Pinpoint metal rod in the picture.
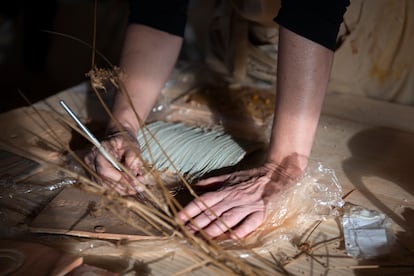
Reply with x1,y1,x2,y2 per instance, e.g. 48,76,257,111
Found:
59,100,122,171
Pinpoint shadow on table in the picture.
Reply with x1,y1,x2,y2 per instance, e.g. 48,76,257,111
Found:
343,127,414,274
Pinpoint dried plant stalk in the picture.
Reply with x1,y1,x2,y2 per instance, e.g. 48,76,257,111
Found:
9,65,283,275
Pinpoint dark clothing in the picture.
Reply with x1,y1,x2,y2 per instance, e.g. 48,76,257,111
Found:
128,0,189,37
128,0,350,51
275,0,350,50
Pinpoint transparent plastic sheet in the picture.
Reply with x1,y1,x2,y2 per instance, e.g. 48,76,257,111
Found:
0,176,76,200
49,238,190,274
60,238,180,256
19,163,343,273
147,61,204,122
222,162,344,249
0,175,76,237
57,162,344,260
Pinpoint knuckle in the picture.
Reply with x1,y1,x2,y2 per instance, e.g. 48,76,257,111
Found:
98,168,122,182
204,209,216,219
221,211,235,221
206,224,224,237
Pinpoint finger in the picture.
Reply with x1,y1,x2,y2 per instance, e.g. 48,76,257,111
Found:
230,211,265,239
177,192,225,223
202,208,247,238
95,153,123,182
133,176,146,192
98,169,128,194
84,142,136,195
195,174,232,187
107,136,127,152
105,177,134,196
124,149,142,176
187,195,243,230
99,178,123,194
121,175,143,194
84,151,93,168
187,206,224,231
84,148,99,171
84,150,103,186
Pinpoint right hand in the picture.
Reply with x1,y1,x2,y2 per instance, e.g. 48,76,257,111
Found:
176,158,305,239
84,129,144,195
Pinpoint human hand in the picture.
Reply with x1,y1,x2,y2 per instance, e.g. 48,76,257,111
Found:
177,161,304,239
84,129,144,195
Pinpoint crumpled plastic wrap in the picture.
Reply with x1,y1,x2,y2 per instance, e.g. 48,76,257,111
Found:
0,177,76,200
240,162,344,247
147,62,203,122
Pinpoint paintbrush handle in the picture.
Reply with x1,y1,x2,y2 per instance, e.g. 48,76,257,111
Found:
59,100,123,172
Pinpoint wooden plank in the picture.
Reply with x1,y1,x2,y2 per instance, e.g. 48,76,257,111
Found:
0,150,40,180
12,86,414,274
323,92,414,134
0,107,71,163
29,186,156,240
0,240,83,275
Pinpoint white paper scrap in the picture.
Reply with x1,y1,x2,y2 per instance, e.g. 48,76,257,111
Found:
342,205,391,259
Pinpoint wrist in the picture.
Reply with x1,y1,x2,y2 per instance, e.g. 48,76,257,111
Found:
111,106,140,129
106,120,139,138
265,153,308,182
110,91,146,135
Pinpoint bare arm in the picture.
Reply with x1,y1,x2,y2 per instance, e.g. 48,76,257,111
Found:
268,26,334,173
85,24,182,194
177,26,335,238
110,24,183,134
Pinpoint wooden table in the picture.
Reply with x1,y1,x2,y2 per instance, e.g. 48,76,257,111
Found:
1,82,413,275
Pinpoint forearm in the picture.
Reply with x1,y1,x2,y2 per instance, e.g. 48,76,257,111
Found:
110,24,183,134
268,27,334,172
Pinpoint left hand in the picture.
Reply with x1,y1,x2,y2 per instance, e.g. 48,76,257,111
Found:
177,162,298,239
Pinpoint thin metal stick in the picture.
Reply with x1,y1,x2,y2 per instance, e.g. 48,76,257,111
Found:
59,100,122,171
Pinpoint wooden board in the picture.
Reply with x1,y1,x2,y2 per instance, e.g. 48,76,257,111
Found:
29,186,154,240
0,240,83,275
323,92,414,134
0,150,40,180
0,107,71,164
4,83,414,275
